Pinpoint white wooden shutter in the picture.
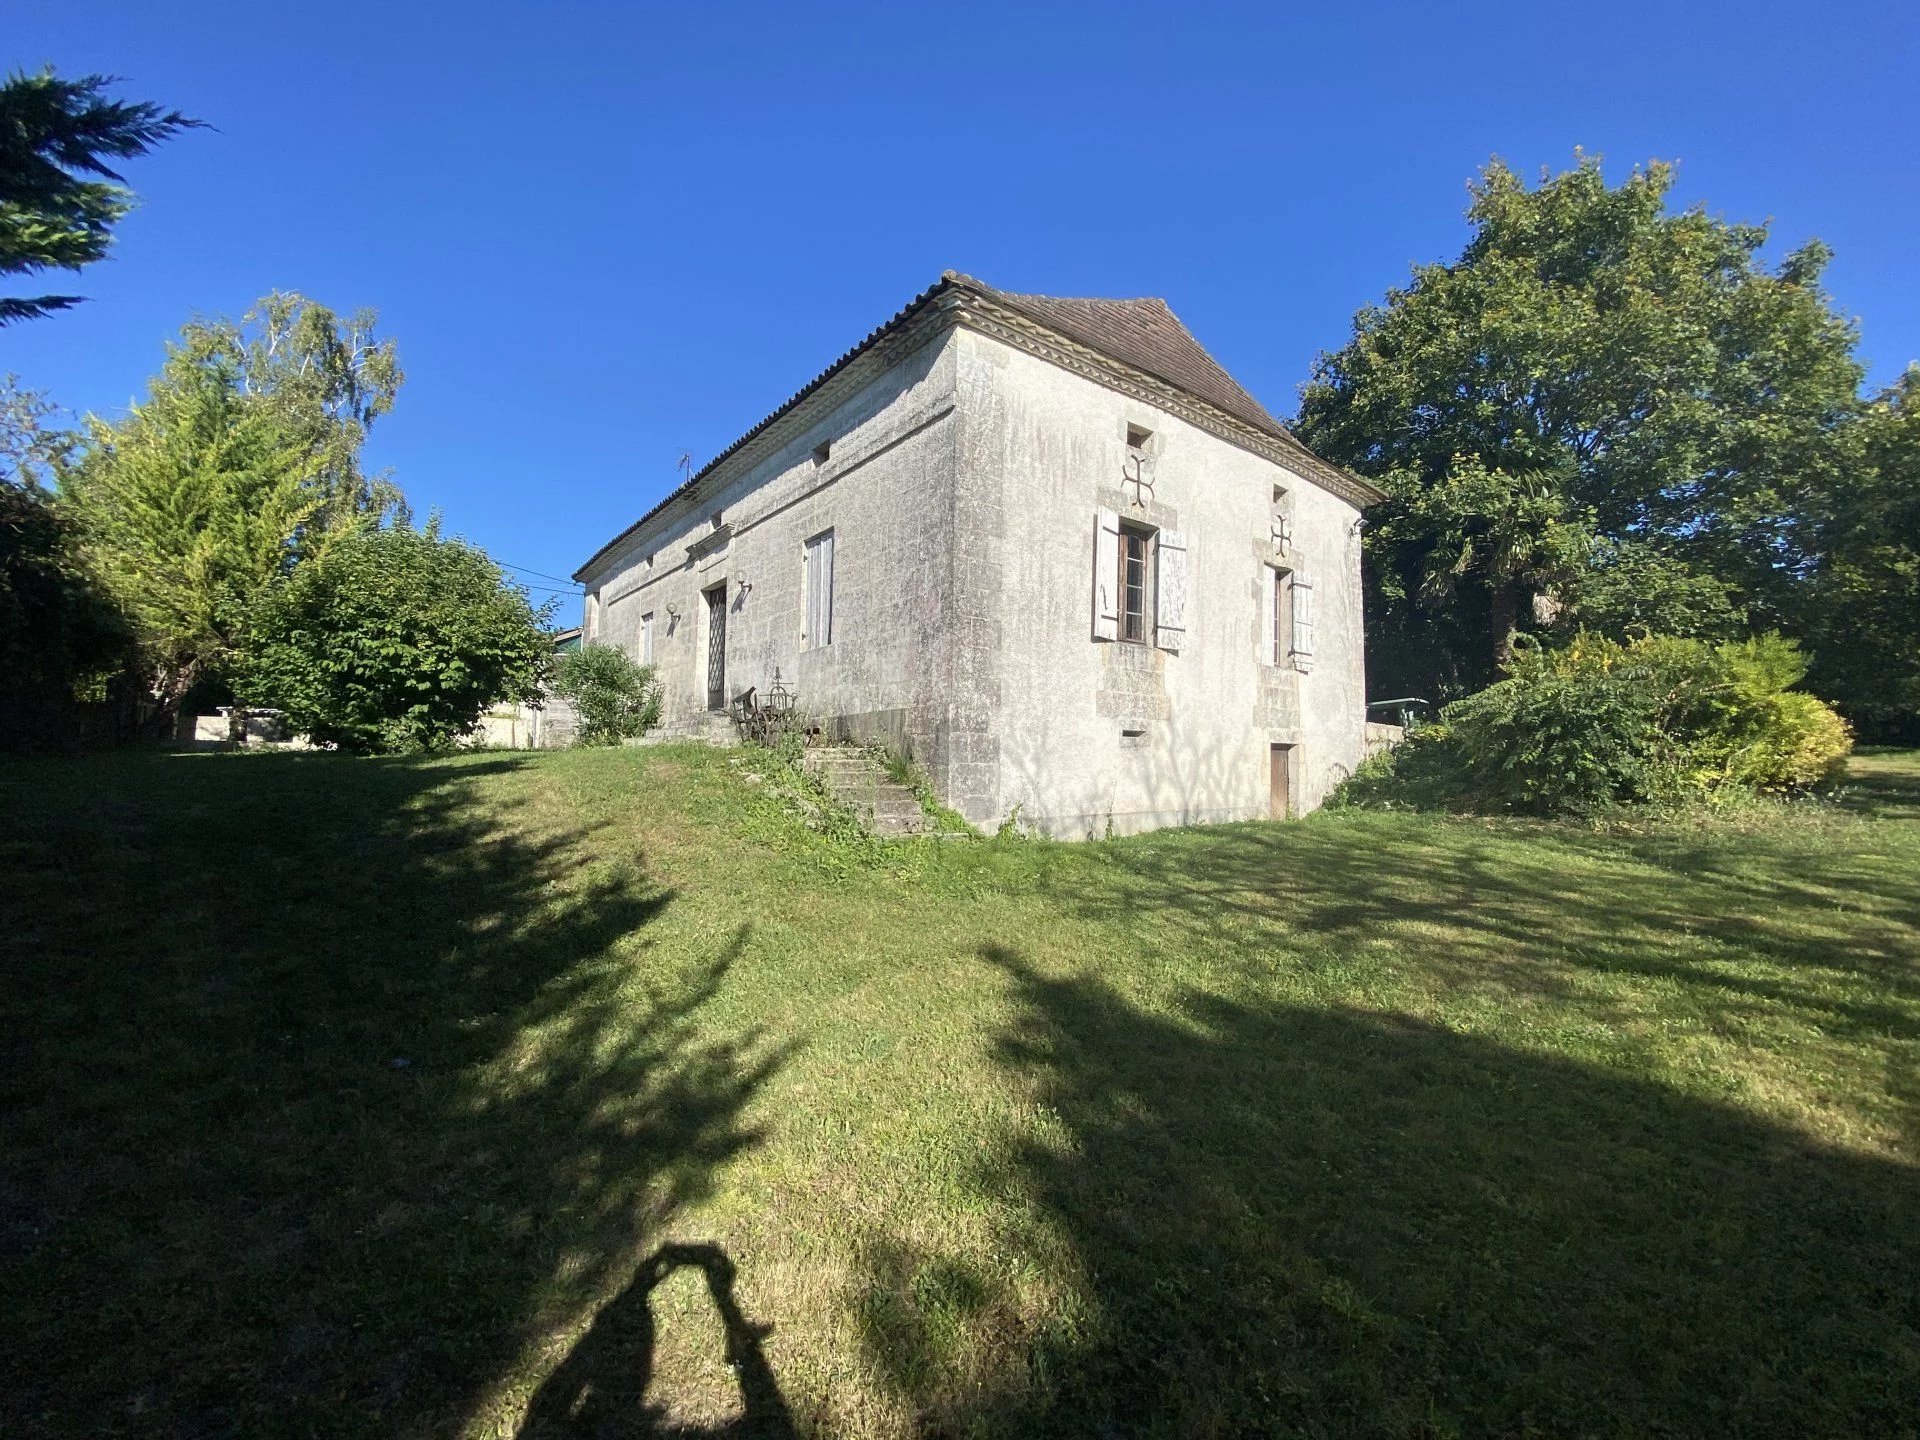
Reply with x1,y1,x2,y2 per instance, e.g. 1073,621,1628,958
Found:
1092,508,1120,640
805,530,835,647
1290,573,1315,670
1155,529,1187,651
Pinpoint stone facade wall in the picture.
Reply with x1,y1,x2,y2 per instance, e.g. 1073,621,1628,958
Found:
952,328,1366,836
580,329,966,796
578,317,1368,837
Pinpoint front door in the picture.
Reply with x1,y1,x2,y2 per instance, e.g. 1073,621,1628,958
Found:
704,584,727,710
1269,743,1293,819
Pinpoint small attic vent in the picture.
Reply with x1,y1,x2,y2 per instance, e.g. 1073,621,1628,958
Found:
1126,424,1153,450
813,439,832,465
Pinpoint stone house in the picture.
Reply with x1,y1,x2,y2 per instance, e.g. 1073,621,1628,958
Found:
573,272,1384,836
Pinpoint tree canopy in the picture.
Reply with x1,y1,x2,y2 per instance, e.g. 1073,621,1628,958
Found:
60,293,404,725
63,342,325,718
241,523,551,753
1802,367,1920,733
174,291,406,527
0,68,201,325
1297,154,1866,703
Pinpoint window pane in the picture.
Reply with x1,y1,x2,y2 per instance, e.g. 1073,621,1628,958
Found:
1274,571,1289,664
1121,530,1149,642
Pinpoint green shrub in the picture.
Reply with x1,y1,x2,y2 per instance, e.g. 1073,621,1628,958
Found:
242,526,549,754
1332,632,1851,815
552,643,660,746
1326,730,1472,811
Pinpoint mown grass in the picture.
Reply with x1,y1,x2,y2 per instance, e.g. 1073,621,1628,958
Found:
2,744,1916,1438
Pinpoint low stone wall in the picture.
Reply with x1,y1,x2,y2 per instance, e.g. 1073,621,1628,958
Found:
178,709,306,749
1363,721,1405,758
477,697,577,749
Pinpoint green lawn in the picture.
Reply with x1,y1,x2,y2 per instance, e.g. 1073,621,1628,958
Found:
2,745,1916,1438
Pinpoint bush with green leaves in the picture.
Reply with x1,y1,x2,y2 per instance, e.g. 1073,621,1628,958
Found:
1332,633,1851,815
241,524,549,753
552,643,660,746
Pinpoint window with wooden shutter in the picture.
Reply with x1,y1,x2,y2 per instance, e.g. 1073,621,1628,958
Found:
1290,573,1315,671
1092,508,1121,640
1267,567,1291,666
1155,528,1186,651
804,529,834,649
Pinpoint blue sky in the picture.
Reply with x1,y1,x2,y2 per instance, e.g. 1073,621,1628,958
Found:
10,1,1916,626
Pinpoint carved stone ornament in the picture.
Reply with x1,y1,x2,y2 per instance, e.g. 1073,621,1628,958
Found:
1122,448,1156,508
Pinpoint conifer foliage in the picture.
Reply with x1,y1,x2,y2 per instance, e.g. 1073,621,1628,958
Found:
0,68,201,324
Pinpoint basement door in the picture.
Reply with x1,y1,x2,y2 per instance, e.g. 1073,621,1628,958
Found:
1269,744,1293,820
704,583,728,711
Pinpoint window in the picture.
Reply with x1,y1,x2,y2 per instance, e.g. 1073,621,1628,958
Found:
1271,568,1291,665
1119,523,1153,643
1093,509,1181,650
804,529,835,649
1126,423,1153,450
1267,566,1314,671
710,511,724,531
812,439,832,466
640,611,655,665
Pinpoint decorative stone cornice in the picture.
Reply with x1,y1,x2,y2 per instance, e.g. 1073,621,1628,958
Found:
946,290,1386,510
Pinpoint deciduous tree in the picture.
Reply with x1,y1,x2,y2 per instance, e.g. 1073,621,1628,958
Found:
174,291,405,527
1297,154,1863,700
241,523,551,753
1804,368,1920,737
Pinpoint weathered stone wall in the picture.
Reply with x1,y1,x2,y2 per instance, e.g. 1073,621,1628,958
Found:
953,328,1367,836
579,329,965,795
578,316,1368,837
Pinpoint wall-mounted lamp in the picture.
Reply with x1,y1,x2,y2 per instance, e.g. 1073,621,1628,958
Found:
665,602,681,621
736,575,753,597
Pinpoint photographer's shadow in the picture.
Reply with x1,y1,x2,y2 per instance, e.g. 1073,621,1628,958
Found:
517,1243,795,1439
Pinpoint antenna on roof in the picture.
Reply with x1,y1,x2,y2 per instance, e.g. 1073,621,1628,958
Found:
676,451,693,483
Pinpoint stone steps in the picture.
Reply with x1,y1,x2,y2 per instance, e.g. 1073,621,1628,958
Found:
802,747,929,836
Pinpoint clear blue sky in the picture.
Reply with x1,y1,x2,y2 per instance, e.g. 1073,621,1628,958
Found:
11,1,1917,626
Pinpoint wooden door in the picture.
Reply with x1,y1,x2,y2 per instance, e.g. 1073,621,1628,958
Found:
704,585,727,710
1269,743,1292,819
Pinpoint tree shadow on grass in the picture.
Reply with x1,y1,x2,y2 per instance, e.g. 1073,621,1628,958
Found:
1838,750,1920,821
865,943,1920,1436
1035,809,1920,1085
0,750,788,1437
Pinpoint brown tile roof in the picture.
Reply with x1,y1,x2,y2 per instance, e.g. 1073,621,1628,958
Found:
960,277,1294,442
576,272,1373,581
